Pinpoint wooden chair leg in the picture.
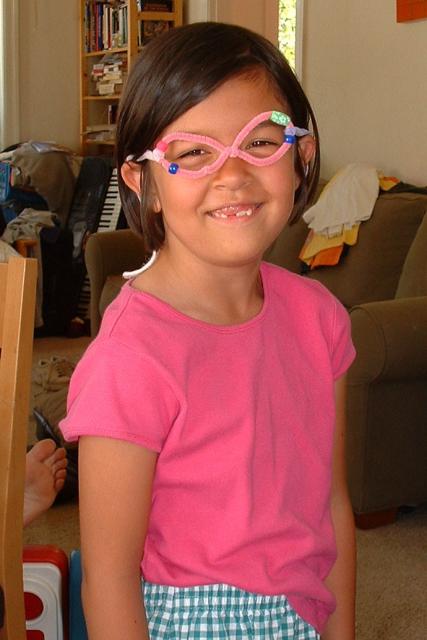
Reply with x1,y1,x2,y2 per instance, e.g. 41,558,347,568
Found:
354,508,399,530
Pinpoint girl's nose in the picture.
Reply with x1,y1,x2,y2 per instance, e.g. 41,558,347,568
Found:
211,156,252,190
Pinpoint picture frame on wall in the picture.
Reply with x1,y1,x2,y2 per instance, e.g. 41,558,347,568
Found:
396,0,427,22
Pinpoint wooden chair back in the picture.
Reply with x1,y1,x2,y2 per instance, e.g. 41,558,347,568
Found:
0,257,37,639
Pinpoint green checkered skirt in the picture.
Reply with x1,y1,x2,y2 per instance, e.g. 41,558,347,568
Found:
143,582,319,639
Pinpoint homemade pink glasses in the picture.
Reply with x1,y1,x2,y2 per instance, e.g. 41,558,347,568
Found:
127,111,310,179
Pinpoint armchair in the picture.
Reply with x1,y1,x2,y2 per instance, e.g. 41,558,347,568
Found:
267,191,427,526
85,229,146,337
346,211,427,526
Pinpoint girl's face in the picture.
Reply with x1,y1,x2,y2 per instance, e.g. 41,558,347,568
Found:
123,73,315,272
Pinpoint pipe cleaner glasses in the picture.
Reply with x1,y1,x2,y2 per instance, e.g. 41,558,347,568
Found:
127,111,310,179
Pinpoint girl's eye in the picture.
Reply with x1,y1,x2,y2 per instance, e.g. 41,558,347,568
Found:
178,148,209,159
247,139,280,149
244,138,282,157
171,145,214,169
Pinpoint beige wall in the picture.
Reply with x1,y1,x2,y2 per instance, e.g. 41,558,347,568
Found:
303,0,427,185
19,0,80,151
17,0,426,186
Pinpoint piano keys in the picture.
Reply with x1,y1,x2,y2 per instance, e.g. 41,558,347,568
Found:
67,159,126,322
97,168,122,232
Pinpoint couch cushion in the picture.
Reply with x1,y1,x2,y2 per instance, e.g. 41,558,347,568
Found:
264,216,308,273
266,193,427,308
264,180,327,273
395,212,427,298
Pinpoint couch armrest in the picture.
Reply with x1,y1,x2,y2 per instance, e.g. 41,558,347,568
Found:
85,229,146,336
349,296,427,383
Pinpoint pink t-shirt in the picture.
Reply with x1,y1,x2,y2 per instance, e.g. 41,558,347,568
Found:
60,262,355,633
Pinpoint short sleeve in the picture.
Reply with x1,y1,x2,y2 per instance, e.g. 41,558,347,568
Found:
59,338,179,452
331,299,356,379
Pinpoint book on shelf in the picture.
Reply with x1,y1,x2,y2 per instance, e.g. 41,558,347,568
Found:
83,123,116,143
97,81,121,95
137,1,173,11
107,104,118,124
84,130,116,143
90,52,127,95
84,1,128,53
138,19,170,46
84,124,116,133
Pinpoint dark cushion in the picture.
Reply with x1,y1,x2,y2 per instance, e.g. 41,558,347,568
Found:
395,213,427,298
264,216,308,273
266,193,427,308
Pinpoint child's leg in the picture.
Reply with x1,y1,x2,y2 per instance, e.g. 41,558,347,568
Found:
24,439,67,526
143,582,320,639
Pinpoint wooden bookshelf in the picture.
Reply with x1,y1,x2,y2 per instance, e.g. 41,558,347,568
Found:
80,0,183,154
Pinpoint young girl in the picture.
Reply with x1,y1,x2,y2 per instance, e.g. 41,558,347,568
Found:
61,22,356,640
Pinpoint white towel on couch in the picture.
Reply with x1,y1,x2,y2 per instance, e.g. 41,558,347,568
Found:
303,163,379,237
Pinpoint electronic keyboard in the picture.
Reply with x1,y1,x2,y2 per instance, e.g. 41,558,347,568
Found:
67,159,125,321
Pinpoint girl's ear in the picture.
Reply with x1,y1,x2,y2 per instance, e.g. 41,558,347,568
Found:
298,134,316,168
152,194,162,213
121,161,162,212
121,161,142,196
295,135,316,190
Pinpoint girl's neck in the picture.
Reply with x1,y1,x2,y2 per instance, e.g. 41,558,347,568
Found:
132,249,264,326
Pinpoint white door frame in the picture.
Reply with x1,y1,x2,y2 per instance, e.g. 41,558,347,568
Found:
0,0,20,149
185,0,218,23
295,0,304,81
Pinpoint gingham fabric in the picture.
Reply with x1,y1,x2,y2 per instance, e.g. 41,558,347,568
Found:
143,583,320,639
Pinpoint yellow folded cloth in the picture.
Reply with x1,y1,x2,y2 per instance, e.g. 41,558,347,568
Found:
378,173,400,191
299,225,360,268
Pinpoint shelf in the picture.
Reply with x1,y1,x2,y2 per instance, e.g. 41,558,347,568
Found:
83,139,116,146
83,47,128,58
137,11,176,20
83,95,122,101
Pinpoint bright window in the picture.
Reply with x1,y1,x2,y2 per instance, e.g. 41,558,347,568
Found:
278,0,296,68
278,0,303,79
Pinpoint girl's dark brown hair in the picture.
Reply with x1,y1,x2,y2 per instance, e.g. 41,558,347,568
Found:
116,22,320,253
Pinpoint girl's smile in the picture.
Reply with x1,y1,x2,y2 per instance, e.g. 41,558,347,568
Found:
206,203,262,221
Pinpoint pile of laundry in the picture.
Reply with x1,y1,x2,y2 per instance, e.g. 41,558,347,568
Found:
299,162,427,269
0,142,81,330
0,141,80,227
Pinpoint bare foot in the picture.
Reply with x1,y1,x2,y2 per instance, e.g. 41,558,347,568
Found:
24,439,68,527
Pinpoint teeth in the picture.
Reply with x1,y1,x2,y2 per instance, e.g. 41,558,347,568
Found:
211,207,254,218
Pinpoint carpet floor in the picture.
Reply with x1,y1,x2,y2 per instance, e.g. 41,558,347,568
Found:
24,336,427,640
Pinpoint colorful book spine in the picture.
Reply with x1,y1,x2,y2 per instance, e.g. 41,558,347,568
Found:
139,1,173,11
84,1,128,52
